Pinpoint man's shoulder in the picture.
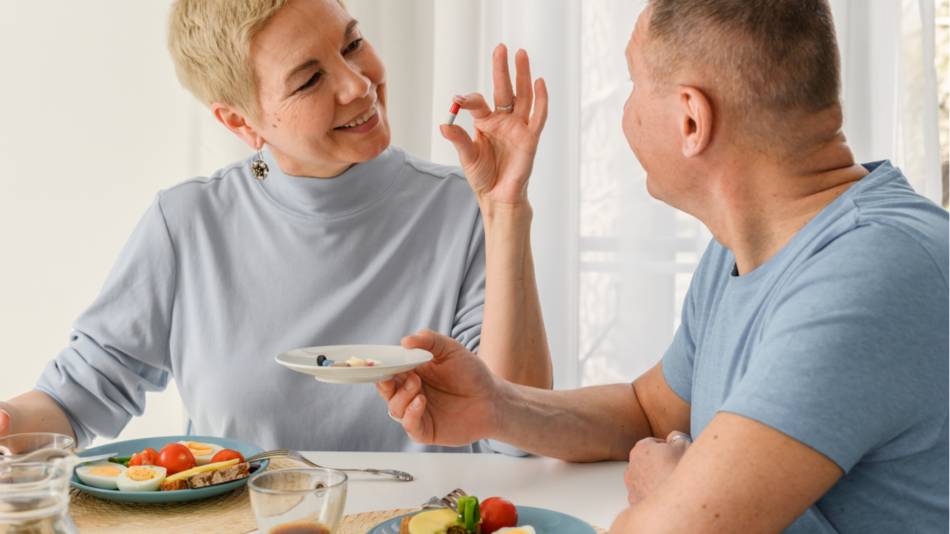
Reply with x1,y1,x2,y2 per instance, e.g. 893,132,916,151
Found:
847,165,949,283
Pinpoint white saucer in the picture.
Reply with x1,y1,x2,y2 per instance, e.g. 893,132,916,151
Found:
275,345,433,384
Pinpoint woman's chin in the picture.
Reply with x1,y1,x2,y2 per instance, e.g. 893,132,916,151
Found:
345,126,391,163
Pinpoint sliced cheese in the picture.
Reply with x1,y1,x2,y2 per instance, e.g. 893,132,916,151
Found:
165,458,239,483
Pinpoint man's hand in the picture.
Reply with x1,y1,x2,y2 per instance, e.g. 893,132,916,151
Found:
624,431,692,504
376,330,501,446
610,414,843,533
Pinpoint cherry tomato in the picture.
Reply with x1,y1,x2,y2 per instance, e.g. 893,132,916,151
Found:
210,449,245,464
129,447,159,466
480,496,518,534
156,443,196,475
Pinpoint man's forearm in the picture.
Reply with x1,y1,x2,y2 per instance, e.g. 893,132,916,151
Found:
490,382,652,462
1,390,76,440
477,201,553,388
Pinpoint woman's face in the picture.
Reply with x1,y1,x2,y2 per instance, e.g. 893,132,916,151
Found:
241,0,390,177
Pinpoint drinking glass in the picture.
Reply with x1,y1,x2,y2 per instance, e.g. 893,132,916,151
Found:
248,468,347,534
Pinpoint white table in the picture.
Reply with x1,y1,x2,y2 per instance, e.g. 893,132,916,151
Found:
298,451,628,529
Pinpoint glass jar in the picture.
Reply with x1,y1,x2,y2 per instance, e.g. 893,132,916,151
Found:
0,460,75,534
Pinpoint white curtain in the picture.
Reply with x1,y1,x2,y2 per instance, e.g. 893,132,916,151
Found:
831,0,943,203
352,0,943,388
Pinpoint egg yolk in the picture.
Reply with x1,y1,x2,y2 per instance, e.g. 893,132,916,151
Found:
183,442,213,455
127,466,158,481
88,465,123,477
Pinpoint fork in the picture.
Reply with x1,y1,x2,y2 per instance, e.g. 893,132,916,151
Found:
420,488,467,510
246,449,414,482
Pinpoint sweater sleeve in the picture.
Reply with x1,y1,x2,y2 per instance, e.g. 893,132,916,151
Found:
35,195,177,447
451,208,486,353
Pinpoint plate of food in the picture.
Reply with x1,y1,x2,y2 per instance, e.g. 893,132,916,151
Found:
275,344,433,384
70,435,268,503
367,495,596,534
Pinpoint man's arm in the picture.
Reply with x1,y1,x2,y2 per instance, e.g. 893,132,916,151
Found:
380,331,690,463
0,390,76,441
611,412,843,533
491,363,690,461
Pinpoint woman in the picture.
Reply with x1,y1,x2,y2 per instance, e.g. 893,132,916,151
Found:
0,0,550,452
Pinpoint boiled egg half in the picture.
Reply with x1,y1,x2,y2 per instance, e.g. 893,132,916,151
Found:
75,462,126,490
495,528,536,534
116,465,167,492
178,440,222,465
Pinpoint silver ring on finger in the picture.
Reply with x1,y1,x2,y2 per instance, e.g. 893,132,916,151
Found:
495,103,514,112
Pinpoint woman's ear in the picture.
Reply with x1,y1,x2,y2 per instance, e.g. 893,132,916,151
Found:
677,86,712,158
211,103,264,150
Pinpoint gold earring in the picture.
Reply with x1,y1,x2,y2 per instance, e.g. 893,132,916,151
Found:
250,147,269,180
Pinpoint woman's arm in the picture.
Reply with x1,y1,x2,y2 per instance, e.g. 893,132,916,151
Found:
441,45,552,388
0,390,76,441
477,202,551,388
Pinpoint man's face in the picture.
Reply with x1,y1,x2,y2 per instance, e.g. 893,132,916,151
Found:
249,0,391,177
621,9,692,207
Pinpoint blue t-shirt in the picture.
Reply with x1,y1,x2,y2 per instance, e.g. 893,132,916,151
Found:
663,161,948,533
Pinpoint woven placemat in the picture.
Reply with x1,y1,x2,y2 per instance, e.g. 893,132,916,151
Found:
69,457,299,533
69,458,606,533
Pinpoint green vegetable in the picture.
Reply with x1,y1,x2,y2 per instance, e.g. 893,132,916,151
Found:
456,496,480,532
108,456,131,466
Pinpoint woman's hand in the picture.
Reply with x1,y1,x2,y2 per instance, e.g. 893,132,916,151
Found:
441,44,548,207
376,330,501,446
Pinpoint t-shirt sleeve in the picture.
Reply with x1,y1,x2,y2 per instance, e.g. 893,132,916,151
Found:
720,227,949,472
451,208,485,353
662,240,722,404
35,195,178,447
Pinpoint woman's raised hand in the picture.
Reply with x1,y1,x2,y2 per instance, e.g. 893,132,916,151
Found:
440,44,548,207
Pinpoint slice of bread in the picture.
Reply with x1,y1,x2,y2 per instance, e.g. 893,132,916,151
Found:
159,462,250,491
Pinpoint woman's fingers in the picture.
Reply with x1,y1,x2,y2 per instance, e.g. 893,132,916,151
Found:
455,93,492,120
491,44,514,112
529,77,549,135
514,49,533,121
439,124,477,168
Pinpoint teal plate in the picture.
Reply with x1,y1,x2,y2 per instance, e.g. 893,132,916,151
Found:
367,506,596,533
70,435,268,503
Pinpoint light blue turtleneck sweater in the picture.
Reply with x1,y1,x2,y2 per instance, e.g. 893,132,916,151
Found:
36,147,486,452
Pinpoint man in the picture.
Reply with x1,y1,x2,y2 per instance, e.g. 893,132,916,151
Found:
378,0,949,532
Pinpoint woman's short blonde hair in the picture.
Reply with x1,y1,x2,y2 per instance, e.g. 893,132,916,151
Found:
167,0,289,116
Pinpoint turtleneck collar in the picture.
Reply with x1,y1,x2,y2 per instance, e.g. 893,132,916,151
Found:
256,146,403,219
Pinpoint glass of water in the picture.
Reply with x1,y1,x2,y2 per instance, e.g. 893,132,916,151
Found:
248,468,347,534
0,461,75,534
0,433,75,461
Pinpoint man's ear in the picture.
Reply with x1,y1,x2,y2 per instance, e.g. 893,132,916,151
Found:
211,102,264,150
677,86,713,158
